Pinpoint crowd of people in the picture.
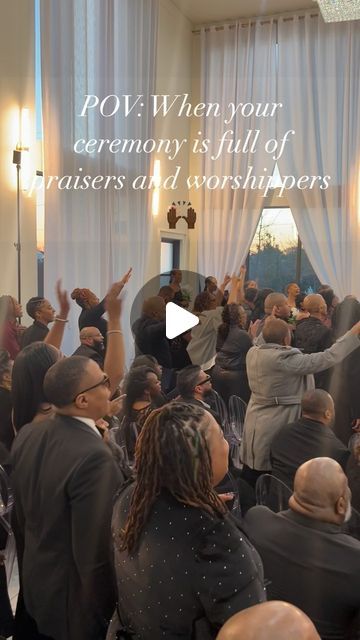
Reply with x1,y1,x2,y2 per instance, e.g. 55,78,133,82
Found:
0,267,360,640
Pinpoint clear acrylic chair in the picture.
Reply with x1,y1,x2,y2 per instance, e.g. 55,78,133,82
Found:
210,389,229,429
255,473,292,513
228,395,247,442
0,464,16,586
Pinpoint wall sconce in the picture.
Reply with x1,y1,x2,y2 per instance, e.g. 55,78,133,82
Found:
152,159,161,217
12,107,32,305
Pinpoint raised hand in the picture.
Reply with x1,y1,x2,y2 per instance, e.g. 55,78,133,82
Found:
120,267,132,286
239,265,247,279
55,279,70,319
222,274,231,289
183,206,196,229
167,206,182,229
105,287,123,322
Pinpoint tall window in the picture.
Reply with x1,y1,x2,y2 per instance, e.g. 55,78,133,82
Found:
249,207,320,292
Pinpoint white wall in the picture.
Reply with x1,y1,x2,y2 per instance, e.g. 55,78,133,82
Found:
0,0,37,308
145,0,196,279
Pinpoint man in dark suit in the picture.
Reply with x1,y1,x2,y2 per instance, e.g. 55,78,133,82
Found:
244,458,360,640
294,294,333,388
72,326,105,368
271,389,350,488
11,356,123,640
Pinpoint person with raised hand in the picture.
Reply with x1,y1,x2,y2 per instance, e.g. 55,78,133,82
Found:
71,268,132,343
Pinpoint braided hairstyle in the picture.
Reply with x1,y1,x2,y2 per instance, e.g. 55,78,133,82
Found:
119,402,226,552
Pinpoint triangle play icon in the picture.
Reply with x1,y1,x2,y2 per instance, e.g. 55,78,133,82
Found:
166,302,199,340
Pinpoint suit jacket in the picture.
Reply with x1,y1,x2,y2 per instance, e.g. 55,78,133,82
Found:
11,414,122,640
132,315,172,368
72,343,104,368
244,506,360,640
107,484,265,640
294,316,333,389
271,417,350,488
241,332,360,471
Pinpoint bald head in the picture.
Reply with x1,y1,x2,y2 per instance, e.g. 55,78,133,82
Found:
301,389,335,425
142,296,166,321
304,294,327,317
216,601,320,640
262,318,291,345
264,293,289,316
290,458,351,525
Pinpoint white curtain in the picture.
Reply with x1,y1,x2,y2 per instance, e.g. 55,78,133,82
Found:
40,0,158,355
278,13,360,298
198,20,277,279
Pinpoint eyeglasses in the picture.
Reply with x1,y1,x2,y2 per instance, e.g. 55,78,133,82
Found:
197,375,211,386
72,374,111,403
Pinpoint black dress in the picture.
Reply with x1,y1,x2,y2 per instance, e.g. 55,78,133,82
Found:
107,485,265,639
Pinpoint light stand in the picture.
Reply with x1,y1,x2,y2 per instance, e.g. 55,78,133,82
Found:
12,149,22,306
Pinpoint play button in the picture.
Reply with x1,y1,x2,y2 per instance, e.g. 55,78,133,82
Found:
166,302,199,339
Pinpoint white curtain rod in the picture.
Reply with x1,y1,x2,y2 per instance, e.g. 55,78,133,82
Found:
192,11,320,34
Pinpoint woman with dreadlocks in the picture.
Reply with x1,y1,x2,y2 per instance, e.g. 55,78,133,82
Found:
107,403,265,640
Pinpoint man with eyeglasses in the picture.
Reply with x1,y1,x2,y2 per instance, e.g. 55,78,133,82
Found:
177,364,216,416
11,356,123,640
72,326,105,368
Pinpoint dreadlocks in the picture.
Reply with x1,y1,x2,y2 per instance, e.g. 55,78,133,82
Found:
119,402,227,553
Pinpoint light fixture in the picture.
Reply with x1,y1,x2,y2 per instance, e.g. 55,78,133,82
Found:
152,159,161,217
12,107,32,305
315,0,360,22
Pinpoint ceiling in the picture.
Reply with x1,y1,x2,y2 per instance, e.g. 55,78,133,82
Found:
171,0,317,24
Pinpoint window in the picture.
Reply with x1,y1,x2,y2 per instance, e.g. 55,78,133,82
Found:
249,208,320,293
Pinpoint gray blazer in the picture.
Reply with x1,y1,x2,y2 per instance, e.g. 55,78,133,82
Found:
241,331,360,470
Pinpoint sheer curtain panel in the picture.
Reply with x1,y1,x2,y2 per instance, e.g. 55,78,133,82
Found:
40,0,158,354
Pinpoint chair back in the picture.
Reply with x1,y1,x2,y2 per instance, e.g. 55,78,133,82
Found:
255,473,292,513
210,389,228,428
228,395,247,441
0,465,16,586
0,464,14,516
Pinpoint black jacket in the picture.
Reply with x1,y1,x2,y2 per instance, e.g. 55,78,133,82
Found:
72,343,104,368
20,321,49,349
132,315,172,368
294,317,333,389
78,298,108,343
244,506,360,640
271,417,350,488
11,415,122,640
111,485,265,639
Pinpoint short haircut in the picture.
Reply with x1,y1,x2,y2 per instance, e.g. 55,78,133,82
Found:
26,297,46,319
318,287,335,309
193,291,215,313
158,286,174,300
245,287,258,303
264,292,287,314
130,354,159,371
301,389,333,418
262,318,290,345
177,365,202,397
43,356,90,407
